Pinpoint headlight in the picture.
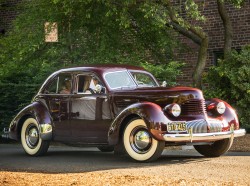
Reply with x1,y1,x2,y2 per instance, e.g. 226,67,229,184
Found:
164,103,181,117
216,102,226,114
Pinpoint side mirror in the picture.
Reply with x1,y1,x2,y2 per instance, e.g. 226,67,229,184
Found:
161,81,167,87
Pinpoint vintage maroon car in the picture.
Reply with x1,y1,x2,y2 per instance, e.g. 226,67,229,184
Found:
8,65,246,162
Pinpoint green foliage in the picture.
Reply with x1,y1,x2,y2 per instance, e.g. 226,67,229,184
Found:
185,0,206,21
227,0,245,8
204,45,250,129
141,61,185,86
0,82,39,131
0,0,185,130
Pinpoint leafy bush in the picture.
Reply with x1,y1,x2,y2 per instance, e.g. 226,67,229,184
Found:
0,82,39,131
204,45,250,130
141,61,185,86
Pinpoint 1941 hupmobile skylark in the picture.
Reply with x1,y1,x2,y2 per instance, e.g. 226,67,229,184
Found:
8,65,246,162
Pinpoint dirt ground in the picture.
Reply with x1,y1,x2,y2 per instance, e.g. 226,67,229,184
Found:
229,133,250,152
1,134,249,186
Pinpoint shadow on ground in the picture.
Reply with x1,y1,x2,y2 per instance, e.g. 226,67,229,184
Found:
0,143,210,174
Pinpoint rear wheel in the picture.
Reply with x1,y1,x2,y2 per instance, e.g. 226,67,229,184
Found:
123,119,165,162
21,118,50,156
194,138,232,157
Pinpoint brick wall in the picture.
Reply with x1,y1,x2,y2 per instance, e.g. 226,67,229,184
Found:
0,0,21,34
1,0,249,86
174,0,250,86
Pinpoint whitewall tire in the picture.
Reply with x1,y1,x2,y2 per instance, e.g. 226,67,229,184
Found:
21,118,50,156
123,119,165,162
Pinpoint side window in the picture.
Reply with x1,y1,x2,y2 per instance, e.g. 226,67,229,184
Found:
44,74,72,94
46,77,58,93
76,74,105,94
59,74,72,94
77,75,92,93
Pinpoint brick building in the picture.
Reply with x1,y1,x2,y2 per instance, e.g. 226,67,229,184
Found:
0,0,20,34
175,1,250,86
1,0,249,86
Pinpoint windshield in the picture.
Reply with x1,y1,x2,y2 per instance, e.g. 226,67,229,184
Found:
104,70,159,89
130,71,158,87
104,71,136,89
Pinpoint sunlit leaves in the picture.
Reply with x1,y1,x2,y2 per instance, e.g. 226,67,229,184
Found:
185,0,206,21
204,45,250,129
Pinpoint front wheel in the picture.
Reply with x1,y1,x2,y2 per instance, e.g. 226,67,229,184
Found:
194,138,232,157
21,118,50,156
123,119,165,162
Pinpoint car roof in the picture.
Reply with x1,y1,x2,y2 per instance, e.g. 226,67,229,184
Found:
38,64,156,93
57,64,145,74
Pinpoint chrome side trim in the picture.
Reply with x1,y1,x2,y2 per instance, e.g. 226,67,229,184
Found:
163,129,246,142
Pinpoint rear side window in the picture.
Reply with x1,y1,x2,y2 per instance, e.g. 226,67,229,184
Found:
44,74,72,94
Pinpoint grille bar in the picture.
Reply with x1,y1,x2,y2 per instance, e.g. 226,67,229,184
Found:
186,119,223,133
186,119,208,133
181,99,206,115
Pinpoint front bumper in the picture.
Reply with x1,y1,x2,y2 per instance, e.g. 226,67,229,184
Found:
163,128,246,142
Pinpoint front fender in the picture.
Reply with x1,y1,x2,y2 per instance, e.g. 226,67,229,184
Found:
206,98,240,131
108,102,169,145
9,101,53,141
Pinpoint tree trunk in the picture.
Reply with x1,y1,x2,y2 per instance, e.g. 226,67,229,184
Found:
217,0,233,59
164,0,208,89
193,36,208,88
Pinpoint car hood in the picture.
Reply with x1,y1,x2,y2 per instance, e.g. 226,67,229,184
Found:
111,86,204,107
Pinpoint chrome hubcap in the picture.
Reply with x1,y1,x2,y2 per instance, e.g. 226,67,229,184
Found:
25,124,39,149
130,127,152,154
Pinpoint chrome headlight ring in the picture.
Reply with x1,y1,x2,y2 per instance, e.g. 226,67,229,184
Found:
216,102,226,115
164,103,181,117
207,101,226,115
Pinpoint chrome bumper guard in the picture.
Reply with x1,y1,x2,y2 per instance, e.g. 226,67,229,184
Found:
163,128,246,143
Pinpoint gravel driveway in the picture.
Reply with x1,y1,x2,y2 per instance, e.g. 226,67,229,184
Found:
0,134,249,185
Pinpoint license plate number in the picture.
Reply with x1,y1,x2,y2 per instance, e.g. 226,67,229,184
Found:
167,122,187,132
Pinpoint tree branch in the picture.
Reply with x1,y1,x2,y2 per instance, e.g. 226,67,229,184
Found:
167,22,201,45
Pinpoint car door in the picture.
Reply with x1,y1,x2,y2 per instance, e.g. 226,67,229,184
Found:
41,73,72,141
70,73,112,144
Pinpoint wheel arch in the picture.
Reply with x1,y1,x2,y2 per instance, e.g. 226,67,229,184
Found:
118,114,140,141
9,101,53,141
108,102,169,145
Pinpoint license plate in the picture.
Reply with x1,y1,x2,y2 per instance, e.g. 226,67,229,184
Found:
167,122,187,132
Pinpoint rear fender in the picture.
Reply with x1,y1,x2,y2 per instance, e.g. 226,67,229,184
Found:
9,102,53,141
108,102,169,145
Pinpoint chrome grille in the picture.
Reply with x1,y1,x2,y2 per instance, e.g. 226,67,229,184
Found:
186,119,208,133
181,99,206,115
185,119,223,133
